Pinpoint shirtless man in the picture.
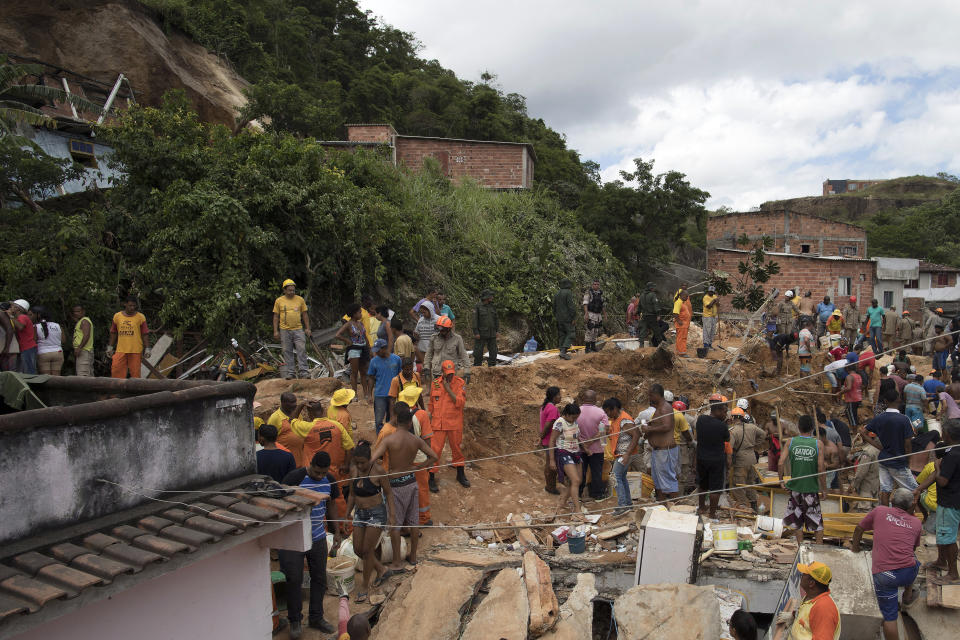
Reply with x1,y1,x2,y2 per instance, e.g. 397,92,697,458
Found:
642,384,681,499
818,427,841,489
369,404,438,572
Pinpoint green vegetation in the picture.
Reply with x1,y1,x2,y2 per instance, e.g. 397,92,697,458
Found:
0,94,629,347
0,55,100,135
863,189,960,268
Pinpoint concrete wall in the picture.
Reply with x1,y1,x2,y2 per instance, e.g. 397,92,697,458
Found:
346,124,397,143
0,379,256,546
874,279,905,311
26,128,122,195
12,537,272,640
707,211,867,257
707,249,876,314
395,137,531,189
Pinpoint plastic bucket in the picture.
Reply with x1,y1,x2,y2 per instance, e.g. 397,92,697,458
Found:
567,532,586,554
327,556,356,595
714,524,738,552
379,535,408,564
755,515,784,538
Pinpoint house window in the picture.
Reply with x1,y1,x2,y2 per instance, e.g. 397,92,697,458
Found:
839,246,857,257
837,277,852,296
906,279,919,289
800,244,811,254
883,291,894,308
69,139,97,168
937,272,950,286
849,184,857,191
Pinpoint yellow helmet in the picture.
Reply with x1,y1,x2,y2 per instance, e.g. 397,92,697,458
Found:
282,279,295,288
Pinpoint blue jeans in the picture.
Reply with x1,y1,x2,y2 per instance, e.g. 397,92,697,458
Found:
934,350,948,371
18,347,37,374
613,459,631,507
374,395,391,434
869,326,883,352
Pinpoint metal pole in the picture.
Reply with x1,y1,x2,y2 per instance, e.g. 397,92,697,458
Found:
60,77,79,119
96,74,125,125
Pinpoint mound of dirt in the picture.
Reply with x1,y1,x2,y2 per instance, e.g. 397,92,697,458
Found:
0,0,249,127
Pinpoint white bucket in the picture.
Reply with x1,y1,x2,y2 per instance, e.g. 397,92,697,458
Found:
379,535,409,564
327,556,356,595
755,515,784,538
714,524,739,552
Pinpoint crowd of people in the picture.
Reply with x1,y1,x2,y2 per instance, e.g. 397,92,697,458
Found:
1,297,148,377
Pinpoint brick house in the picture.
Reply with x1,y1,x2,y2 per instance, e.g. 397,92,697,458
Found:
707,211,874,314
320,124,535,189
904,261,960,314
707,210,866,258
822,179,887,195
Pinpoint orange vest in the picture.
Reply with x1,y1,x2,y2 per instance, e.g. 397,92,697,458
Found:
277,418,306,466
375,422,396,470
302,419,347,472
431,376,466,431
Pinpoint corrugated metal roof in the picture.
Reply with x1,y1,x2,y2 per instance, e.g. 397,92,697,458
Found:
711,248,874,262
875,257,919,280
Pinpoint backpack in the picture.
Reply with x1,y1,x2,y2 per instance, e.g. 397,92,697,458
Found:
587,289,604,313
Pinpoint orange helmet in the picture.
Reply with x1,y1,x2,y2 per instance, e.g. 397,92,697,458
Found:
731,407,745,417
435,315,453,329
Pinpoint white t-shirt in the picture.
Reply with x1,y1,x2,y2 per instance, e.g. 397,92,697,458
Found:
36,321,63,354
798,328,814,355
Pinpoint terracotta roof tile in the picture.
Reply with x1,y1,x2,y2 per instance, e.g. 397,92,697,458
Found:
99,543,166,569
226,502,281,521
161,508,194,524
48,544,90,564
250,496,299,513
183,515,238,537
68,554,136,581
207,495,241,508
206,507,257,529
0,574,66,611
110,525,150,543
283,493,317,508
138,516,175,534
10,553,58,576
155,525,214,547
0,593,30,622
35,564,101,595
129,534,192,556
82,533,121,553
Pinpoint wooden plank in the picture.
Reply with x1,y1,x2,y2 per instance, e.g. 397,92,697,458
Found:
597,525,631,541
941,585,960,608
927,572,942,607
141,333,173,378
523,551,559,636
150,353,179,379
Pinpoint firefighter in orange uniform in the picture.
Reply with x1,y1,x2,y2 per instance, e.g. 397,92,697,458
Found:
428,360,470,492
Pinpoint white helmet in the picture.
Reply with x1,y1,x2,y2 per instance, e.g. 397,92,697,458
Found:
13,299,29,312
737,398,749,410
785,290,794,298
663,390,674,402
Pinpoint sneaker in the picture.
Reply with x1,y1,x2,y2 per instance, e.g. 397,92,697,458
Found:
612,507,631,516
288,620,302,639
308,619,335,634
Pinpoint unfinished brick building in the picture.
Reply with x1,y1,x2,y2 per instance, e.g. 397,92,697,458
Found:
320,124,535,189
707,211,875,314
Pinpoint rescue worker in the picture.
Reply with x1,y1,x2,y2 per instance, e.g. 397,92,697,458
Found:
424,315,470,381
553,278,577,360
583,280,605,353
774,290,798,336
429,360,469,490
896,311,914,350
292,400,354,535
472,288,499,367
842,296,861,345
637,281,665,347
729,399,767,512
272,278,311,379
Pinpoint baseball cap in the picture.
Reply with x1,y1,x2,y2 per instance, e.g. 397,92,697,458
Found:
846,352,860,363
373,338,389,350
441,360,456,373
399,386,423,406
331,388,356,407
797,561,832,585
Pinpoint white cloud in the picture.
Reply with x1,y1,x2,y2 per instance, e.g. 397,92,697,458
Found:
360,0,960,207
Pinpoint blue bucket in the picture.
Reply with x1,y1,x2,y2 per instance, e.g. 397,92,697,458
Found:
567,532,586,554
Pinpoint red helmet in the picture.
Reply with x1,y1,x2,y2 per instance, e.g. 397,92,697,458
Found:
672,400,688,412
435,315,453,329
849,296,857,303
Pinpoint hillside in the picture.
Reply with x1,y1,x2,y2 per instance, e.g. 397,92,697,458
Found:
0,0,249,126
759,175,959,222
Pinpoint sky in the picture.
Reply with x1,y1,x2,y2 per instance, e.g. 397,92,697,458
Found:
360,0,960,209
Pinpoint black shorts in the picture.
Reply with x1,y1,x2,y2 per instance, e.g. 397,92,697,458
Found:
696,458,725,492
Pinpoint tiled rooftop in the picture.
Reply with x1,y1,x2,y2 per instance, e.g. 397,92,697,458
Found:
0,478,311,633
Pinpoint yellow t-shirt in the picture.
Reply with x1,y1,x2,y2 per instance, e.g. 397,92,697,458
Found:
111,311,148,354
673,410,691,445
267,408,290,430
917,462,938,511
273,295,308,331
394,333,414,358
702,294,718,318
289,417,355,448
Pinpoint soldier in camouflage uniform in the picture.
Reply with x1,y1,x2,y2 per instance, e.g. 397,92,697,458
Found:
553,279,577,360
472,289,499,367
637,282,665,347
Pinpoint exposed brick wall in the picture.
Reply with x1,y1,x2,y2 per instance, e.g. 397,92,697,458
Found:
903,297,926,318
346,124,396,143
395,138,530,189
929,272,958,288
707,248,876,314
707,211,867,257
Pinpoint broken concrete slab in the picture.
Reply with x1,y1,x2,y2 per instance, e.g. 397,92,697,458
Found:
429,548,521,568
541,573,597,640
614,583,721,640
523,550,559,636
461,568,529,640
508,513,540,549
902,597,960,640
371,563,482,640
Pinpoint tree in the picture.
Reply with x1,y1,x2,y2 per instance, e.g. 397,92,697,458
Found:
0,136,83,212
710,235,780,312
577,158,709,279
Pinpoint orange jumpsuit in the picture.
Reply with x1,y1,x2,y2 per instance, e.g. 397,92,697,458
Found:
675,298,692,356
277,417,306,467
430,375,466,471
300,417,354,535
413,408,433,524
